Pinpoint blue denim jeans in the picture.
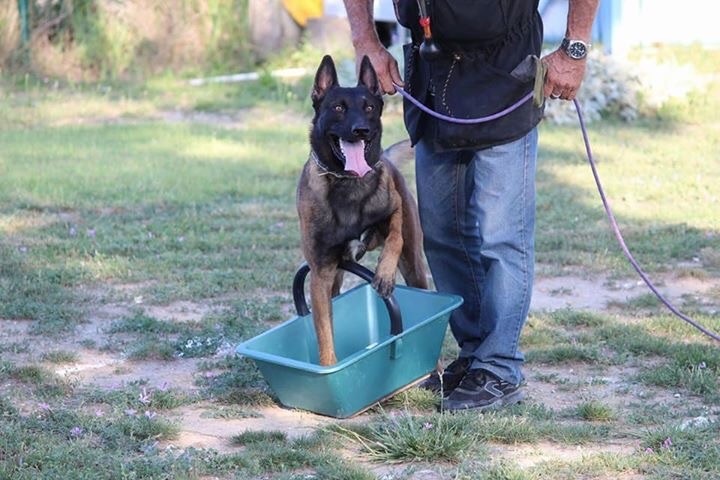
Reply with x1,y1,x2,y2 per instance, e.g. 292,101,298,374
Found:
415,129,538,385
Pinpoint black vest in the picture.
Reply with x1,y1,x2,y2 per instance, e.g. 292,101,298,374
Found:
394,0,544,151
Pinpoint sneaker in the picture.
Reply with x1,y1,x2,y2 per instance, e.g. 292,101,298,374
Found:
419,357,471,396
441,369,525,412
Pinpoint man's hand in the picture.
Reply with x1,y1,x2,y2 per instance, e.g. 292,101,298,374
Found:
544,0,599,101
343,0,403,95
541,49,587,101
354,45,404,95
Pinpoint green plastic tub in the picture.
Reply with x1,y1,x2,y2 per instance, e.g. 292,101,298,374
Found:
236,262,463,418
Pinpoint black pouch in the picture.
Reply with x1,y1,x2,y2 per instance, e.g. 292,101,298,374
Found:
430,52,541,151
402,42,429,146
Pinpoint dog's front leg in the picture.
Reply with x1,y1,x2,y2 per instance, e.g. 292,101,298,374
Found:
309,264,338,366
373,203,404,298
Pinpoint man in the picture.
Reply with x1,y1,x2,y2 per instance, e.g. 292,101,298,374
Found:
343,0,600,411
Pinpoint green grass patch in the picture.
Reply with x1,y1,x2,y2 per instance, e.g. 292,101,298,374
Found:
85,380,195,411
108,310,186,335
0,244,83,334
577,400,615,422
232,429,287,445
380,386,439,412
526,344,603,364
195,356,274,406
40,350,79,364
640,422,720,477
332,412,481,463
0,406,180,479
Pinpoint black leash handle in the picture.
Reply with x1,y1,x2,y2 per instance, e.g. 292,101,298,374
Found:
292,261,404,336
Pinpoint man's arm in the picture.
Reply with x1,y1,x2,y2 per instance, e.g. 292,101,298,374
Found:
343,0,403,94
542,0,600,100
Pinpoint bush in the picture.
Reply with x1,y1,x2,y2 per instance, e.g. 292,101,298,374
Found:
2,0,256,81
543,49,712,124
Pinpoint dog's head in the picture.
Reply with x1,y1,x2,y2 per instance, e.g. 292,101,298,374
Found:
310,55,384,178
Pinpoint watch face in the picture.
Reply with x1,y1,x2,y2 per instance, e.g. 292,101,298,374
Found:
567,41,587,59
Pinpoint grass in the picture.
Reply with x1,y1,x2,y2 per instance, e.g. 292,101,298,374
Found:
331,412,481,463
0,44,719,478
577,400,615,422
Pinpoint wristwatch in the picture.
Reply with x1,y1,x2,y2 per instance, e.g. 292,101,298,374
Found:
560,38,589,60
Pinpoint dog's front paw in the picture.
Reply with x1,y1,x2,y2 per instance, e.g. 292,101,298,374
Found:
372,274,395,298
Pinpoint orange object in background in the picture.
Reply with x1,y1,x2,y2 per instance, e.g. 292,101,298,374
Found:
282,0,323,27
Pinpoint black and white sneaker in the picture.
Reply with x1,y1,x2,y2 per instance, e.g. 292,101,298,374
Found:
419,357,470,396
442,369,525,412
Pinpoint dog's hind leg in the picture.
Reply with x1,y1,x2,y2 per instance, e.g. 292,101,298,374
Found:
399,197,430,289
331,270,345,297
399,252,429,290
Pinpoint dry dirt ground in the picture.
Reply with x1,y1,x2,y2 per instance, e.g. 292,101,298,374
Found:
2,269,718,479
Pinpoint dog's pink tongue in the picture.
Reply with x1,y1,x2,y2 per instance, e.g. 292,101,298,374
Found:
340,139,372,177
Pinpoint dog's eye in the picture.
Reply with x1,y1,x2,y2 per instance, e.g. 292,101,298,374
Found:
365,104,374,113
333,104,345,113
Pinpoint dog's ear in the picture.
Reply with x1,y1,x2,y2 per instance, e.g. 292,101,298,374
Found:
358,56,380,96
312,55,338,104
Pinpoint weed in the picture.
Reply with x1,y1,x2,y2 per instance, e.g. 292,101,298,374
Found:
175,334,224,358
577,400,615,422
641,423,720,475
477,460,537,480
550,309,608,328
0,396,18,417
0,244,82,334
541,422,613,445
611,292,664,312
381,386,439,411
528,452,642,480
232,429,287,445
40,350,79,364
526,344,602,364
474,412,539,444
200,404,262,419
108,310,185,334
85,381,194,410
637,362,719,400
333,412,480,463
126,338,178,361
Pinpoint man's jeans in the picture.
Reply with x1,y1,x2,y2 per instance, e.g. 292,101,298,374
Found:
415,129,538,385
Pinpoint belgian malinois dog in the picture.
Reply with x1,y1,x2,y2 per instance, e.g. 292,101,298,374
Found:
297,55,429,366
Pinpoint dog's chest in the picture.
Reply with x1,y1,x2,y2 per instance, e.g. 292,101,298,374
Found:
325,184,392,239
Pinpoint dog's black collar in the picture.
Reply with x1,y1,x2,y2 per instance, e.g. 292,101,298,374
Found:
310,150,378,179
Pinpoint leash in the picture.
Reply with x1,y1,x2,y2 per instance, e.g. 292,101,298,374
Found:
393,83,720,343
395,85,534,124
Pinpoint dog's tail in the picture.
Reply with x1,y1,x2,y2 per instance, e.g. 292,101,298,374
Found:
382,139,413,168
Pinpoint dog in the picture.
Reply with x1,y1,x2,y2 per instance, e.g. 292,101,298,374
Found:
296,55,429,366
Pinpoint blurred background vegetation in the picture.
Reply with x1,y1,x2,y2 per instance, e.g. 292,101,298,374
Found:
0,0,270,81
1,0,715,127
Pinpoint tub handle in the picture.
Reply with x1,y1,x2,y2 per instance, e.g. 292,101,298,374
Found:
292,261,404,338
